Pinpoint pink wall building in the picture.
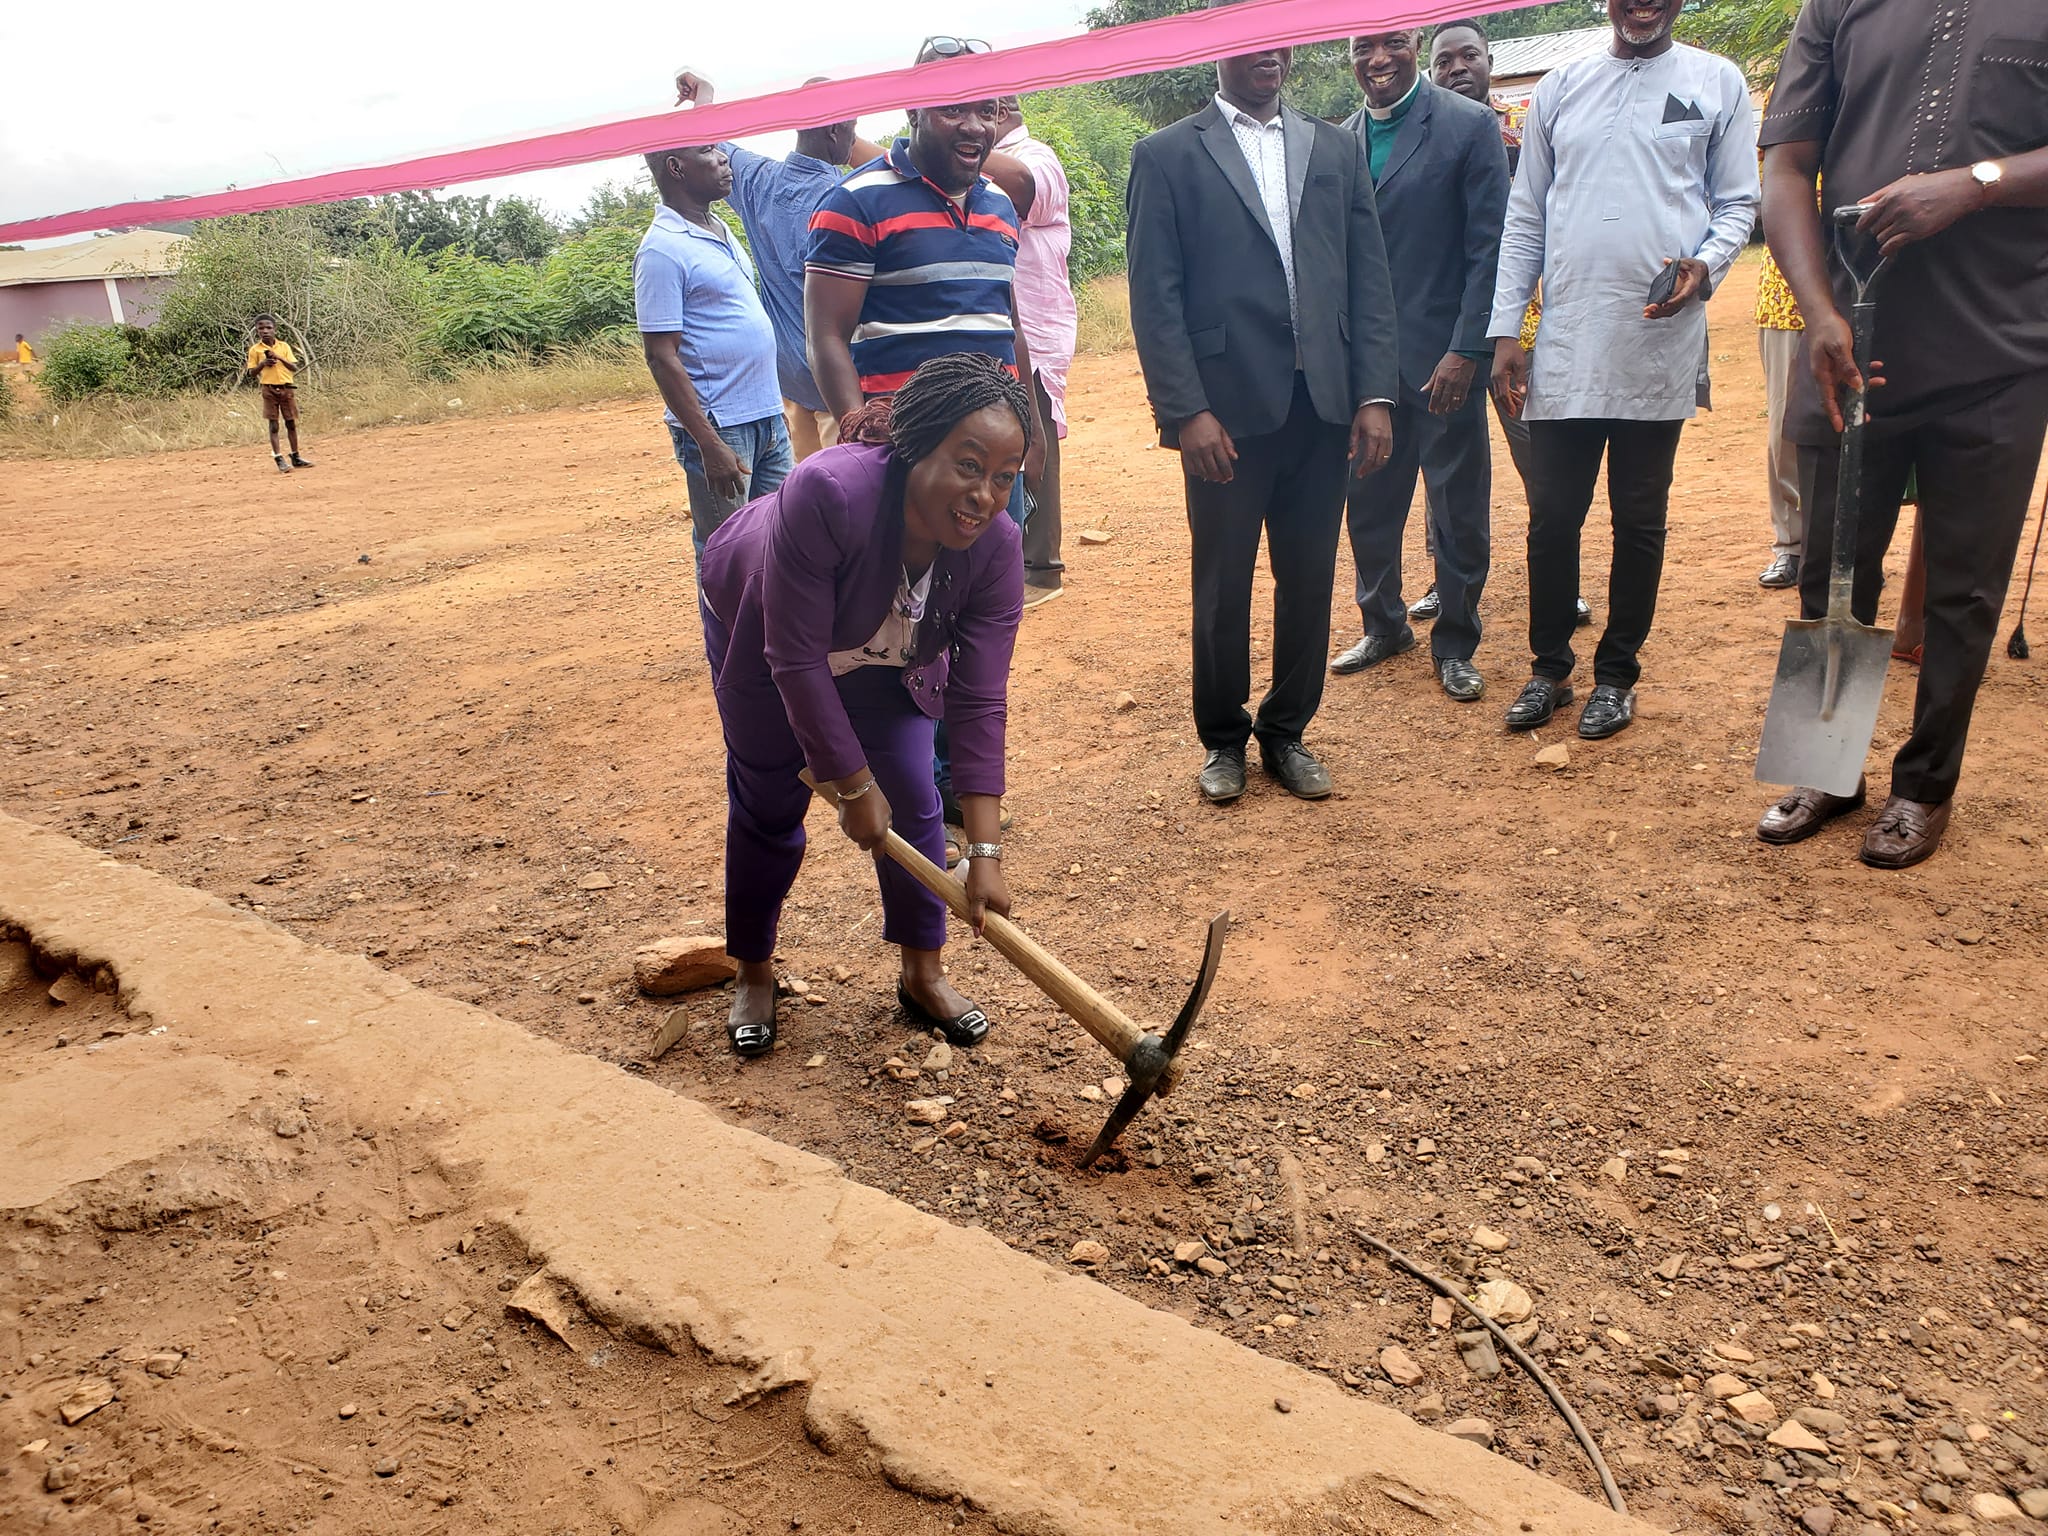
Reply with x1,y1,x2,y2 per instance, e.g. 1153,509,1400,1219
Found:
0,231,186,348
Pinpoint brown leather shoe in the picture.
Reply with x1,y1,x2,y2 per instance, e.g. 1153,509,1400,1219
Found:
1756,778,1866,845
1859,795,1952,870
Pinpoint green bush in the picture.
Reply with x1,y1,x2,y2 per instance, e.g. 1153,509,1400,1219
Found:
38,324,137,402
0,369,14,424
1021,86,1150,281
420,252,559,361
539,223,640,341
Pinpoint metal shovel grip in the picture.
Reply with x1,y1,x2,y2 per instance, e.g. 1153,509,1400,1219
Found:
1821,206,1887,717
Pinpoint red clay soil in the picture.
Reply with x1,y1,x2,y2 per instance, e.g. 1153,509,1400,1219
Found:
4,252,2048,1534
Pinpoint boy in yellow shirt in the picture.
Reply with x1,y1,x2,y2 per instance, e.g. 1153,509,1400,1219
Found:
13,334,32,367
243,314,313,473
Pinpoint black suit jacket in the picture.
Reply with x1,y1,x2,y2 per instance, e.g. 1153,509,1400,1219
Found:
1343,81,1510,397
1126,99,1398,445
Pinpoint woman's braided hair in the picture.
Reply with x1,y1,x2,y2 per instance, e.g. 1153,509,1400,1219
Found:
840,352,1033,463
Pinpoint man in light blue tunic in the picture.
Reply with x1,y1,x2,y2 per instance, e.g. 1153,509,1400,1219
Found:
1487,0,1757,741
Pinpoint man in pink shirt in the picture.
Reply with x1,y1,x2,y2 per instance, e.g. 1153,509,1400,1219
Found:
987,97,1079,606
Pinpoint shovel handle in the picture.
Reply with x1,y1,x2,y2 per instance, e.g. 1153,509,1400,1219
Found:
798,771,1169,1083
1826,208,1888,625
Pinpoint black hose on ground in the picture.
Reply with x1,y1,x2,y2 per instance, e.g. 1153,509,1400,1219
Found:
1352,1230,1627,1517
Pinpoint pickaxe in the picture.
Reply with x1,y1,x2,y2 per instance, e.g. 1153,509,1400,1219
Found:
802,773,1227,1167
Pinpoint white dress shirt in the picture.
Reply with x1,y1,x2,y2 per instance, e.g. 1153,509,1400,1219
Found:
1214,93,1298,336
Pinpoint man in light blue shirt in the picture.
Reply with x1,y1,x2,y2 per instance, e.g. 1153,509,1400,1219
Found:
1487,0,1757,742
674,69,885,460
634,142,791,562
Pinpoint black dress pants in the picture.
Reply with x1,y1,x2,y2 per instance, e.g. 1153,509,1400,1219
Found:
1523,417,1685,689
1347,384,1491,662
1185,374,1348,754
1796,369,2048,804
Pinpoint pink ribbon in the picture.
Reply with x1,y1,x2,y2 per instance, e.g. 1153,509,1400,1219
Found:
1,0,1540,243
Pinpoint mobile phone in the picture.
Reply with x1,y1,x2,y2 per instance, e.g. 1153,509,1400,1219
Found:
1645,262,1682,307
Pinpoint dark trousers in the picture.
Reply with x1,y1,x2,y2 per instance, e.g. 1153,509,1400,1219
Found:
1796,369,2048,804
1524,417,1685,689
1186,374,1348,753
1348,386,1491,661
1021,370,1065,586
704,613,948,961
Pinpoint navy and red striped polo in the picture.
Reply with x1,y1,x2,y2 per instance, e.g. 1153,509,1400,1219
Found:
805,138,1021,397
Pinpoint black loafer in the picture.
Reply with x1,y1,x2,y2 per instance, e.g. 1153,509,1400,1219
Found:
1577,684,1636,739
898,983,991,1047
1575,596,1594,628
1436,657,1484,702
1408,585,1442,623
1330,628,1416,675
1198,746,1247,804
726,1005,778,1059
1261,740,1332,800
1504,677,1571,731
1758,553,1800,589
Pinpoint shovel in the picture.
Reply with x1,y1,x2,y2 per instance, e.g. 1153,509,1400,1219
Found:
1755,206,1894,797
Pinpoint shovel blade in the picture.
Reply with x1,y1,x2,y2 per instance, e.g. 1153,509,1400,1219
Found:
1755,617,1894,796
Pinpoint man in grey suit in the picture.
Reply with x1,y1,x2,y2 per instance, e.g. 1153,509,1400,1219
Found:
1126,1,1400,806
1331,29,1509,702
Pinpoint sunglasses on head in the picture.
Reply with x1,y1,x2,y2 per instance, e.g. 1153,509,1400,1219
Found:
917,35,991,62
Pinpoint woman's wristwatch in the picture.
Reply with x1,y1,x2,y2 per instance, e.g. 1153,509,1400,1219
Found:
964,842,1003,862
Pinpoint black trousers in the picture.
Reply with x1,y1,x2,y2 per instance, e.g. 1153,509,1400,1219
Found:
1523,417,1685,689
1347,385,1491,661
1186,374,1348,754
1796,369,2048,804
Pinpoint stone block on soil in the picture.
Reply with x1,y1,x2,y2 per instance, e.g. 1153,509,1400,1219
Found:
1445,1417,1495,1448
633,936,739,996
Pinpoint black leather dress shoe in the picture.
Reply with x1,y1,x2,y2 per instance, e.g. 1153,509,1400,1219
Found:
1756,778,1866,845
1261,740,1332,799
1436,657,1484,701
1408,584,1441,622
1577,684,1636,739
1575,596,1594,628
1504,677,1571,731
1198,746,1247,804
1758,553,1800,588
1330,628,1416,675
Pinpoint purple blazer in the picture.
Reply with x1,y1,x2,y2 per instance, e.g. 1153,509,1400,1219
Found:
700,442,1023,798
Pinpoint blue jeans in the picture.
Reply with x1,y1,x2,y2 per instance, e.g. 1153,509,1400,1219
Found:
670,414,794,564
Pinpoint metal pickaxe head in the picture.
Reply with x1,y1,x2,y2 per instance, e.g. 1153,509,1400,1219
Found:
1080,910,1228,1170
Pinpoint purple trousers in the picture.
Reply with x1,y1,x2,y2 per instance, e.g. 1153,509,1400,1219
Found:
705,610,948,962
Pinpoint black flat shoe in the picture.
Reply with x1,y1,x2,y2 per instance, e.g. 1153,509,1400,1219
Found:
1408,584,1442,623
1330,628,1416,675
1198,746,1246,804
1577,684,1636,740
898,984,991,1047
726,1005,777,1058
1261,739,1332,799
1504,677,1571,731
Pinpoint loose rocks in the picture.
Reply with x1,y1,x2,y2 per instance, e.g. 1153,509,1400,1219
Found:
1445,1417,1495,1448
1379,1346,1425,1386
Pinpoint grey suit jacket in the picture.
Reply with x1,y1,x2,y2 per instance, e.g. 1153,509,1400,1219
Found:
1126,99,1399,444
1343,81,1510,397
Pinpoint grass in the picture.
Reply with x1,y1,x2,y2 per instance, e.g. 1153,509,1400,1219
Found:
1075,273,1133,356
4,278,1142,462
0,342,653,461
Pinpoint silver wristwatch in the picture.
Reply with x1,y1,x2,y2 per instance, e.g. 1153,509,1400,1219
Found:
964,842,1003,862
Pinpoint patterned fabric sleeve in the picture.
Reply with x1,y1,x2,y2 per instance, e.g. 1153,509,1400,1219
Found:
1754,249,1804,330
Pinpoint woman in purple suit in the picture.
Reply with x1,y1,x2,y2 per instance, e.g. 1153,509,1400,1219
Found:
699,354,1031,1057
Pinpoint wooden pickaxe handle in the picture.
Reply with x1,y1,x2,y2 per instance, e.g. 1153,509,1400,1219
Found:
801,772,1180,1092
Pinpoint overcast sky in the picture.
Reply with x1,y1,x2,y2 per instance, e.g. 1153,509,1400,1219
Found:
0,0,1086,240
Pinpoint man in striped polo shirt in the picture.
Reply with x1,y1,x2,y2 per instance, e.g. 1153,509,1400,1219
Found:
803,100,1046,494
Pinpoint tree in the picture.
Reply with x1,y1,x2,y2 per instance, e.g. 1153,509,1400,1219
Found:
1677,0,1800,85
372,191,559,262
565,177,660,237
1470,3,1605,40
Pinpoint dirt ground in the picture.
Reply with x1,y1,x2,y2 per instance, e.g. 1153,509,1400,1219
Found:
5,250,2048,1535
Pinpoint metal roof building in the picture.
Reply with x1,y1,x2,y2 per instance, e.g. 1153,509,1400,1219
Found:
1485,28,1614,104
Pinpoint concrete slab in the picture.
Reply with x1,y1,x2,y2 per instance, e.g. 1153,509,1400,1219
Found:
0,812,1661,1536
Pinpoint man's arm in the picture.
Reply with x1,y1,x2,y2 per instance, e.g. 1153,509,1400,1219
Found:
1453,114,1511,356
1008,289,1046,481
804,272,869,420
1342,131,1397,472
1694,76,1761,293
849,133,887,165
640,332,744,498
1488,78,1554,415
1123,136,1203,426
980,153,1037,221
